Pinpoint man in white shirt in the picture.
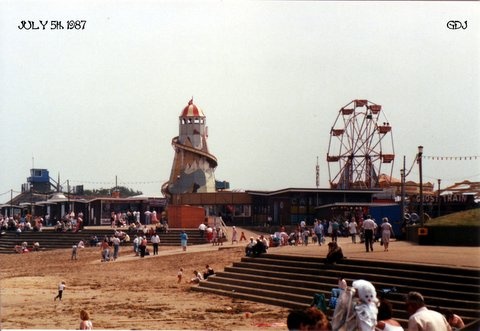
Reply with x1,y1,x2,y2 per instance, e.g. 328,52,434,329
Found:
406,291,451,331
150,233,160,255
362,215,376,252
198,223,207,239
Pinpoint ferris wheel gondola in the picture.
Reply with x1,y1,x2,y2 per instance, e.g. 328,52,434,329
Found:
327,99,395,189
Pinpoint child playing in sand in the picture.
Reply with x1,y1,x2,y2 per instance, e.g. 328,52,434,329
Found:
177,268,183,283
54,281,66,301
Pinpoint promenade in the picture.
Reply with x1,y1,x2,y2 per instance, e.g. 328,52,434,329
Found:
107,226,480,269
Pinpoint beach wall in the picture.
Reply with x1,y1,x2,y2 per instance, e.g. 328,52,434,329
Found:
406,225,480,246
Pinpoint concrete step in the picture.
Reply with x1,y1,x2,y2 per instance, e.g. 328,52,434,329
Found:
228,262,480,308
192,286,307,310
194,253,480,326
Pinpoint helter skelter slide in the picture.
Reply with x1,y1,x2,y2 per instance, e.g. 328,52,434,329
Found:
162,99,218,198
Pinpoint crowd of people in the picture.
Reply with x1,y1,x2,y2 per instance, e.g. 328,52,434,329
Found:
288,278,462,331
184,264,216,284
1,208,169,237
245,235,269,257
267,215,395,254
1,213,46,234
0,211,90,235
13,240,39,254
198,222,229,245
109,210,169,233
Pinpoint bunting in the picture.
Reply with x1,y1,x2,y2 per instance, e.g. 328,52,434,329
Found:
422,155,479,161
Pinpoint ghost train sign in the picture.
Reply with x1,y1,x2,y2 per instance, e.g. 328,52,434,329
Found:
415,194,469,204
412,193,475,217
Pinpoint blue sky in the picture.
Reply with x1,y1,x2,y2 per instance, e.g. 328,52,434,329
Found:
0,1,478,201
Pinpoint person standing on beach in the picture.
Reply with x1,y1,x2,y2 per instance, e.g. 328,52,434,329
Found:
177,268,184,283
54,281,66,301
71,243,78,260
180,231,188,251
79,309,93,330
139,236,147,258
112,235,121,260
133,235,139,256
150,232,160,255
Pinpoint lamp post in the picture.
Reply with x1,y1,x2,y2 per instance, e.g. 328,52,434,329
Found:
417,146,424,227
400,156,406,224
437,178,441,218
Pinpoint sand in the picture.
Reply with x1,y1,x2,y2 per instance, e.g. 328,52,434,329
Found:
2,231,478,330
0,244,290,330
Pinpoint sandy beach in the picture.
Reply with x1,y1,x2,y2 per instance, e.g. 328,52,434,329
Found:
1,231,479,330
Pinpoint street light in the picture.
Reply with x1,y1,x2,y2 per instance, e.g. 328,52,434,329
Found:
400,157,406,225
417,145,424,227
437,178,441,218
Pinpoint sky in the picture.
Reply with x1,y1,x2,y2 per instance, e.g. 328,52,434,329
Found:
1,1,479,202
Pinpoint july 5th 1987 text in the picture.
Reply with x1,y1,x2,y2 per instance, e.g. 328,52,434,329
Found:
18,20,87,30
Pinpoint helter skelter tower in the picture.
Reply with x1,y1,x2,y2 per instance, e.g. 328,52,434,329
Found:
162,99,218,198
326,99,395,189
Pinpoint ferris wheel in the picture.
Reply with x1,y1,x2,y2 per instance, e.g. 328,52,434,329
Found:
326,99,395,189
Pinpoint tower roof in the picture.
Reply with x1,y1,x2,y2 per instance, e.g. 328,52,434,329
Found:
180,99,205,118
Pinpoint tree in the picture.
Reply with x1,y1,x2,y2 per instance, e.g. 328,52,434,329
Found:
83,186,143,197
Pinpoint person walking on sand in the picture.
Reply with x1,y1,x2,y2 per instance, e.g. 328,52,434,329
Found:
54,281,66,301
112,235,121,260
180,231,188,251
79,309,93,330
